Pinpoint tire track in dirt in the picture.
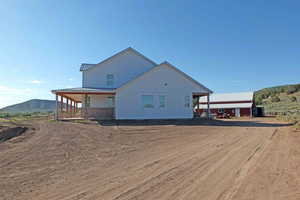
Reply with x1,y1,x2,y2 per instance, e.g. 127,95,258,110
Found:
33,126,245,200
221,129,278,200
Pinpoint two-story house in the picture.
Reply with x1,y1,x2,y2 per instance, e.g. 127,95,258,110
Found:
51,47,212,120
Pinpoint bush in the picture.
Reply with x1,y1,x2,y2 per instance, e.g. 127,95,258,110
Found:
290,96,297,102
286,85,297,94
271,95,280,102
0,113,11,118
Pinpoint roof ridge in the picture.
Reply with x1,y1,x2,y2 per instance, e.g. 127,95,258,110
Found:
80,47,157,71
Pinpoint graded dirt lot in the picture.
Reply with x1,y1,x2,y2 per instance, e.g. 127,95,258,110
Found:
0,118,299,200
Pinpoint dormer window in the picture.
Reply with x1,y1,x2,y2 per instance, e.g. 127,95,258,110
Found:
106,74,114,86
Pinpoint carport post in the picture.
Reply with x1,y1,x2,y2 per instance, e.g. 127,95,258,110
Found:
207,93,211,119
197,96,200,111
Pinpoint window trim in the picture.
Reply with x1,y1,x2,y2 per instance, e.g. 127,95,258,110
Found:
106,74,114,86
159,95,166,108
184,95,190,108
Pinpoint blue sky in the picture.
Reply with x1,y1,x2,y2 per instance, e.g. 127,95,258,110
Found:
0,0,299,108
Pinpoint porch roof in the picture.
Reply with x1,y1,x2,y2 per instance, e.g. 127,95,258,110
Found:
51,87,116,94
51,87,116,103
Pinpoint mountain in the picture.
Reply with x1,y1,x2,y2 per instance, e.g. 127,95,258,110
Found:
0,99,56,113
254,83,300,116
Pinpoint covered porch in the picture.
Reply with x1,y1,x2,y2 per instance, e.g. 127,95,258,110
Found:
193,92,211,119
52,88,116,120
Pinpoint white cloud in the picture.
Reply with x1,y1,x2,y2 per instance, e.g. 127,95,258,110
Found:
68,78,73,81
30,80,42,84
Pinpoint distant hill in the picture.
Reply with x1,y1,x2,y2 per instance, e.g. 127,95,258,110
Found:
0,99,56,113
254,83,300,115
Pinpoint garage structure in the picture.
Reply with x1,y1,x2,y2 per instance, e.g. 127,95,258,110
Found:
196,92,255,118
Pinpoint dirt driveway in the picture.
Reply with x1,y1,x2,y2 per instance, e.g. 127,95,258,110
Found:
0,118,299,200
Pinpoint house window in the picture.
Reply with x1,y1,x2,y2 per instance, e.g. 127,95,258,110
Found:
218,108,224,113
142,95,154,108
159,96,165,108
106,74,114,86
85,95,91,107
184,95,190,108
107,96,115,107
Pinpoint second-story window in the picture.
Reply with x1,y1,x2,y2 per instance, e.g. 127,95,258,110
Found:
106,74,114,86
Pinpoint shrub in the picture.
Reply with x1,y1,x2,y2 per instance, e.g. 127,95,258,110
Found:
0,113,11,118
290,96,297,102
271,95,280,102
286,85,297,94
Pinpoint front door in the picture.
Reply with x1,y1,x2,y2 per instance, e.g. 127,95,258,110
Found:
235,108,240,117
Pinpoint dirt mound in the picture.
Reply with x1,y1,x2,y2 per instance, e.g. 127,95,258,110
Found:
0,126,28,143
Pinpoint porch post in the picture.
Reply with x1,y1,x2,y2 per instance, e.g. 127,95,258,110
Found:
66,98,69,112
70,100,73,113
207,93,211,119
60,96,63,112
55,94,58,120
84,94,88,119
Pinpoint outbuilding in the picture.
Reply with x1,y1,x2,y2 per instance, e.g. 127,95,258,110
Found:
196,92,255,118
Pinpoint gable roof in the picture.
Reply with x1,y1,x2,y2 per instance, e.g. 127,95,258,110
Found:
117,61,213,93
80,47,158,71
199,92,254,102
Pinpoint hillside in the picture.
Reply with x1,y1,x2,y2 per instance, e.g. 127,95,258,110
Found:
254,83,300,119
0,99,55,113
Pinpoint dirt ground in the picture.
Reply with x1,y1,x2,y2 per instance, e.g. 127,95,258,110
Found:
0,118,299,200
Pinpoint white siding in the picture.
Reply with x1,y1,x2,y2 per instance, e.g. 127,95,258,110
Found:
115,64,208,119
82,50,156,88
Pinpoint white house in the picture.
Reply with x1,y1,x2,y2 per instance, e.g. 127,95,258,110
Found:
52,47,212,120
